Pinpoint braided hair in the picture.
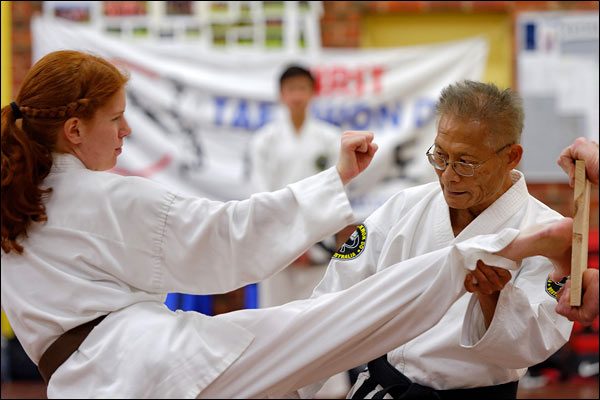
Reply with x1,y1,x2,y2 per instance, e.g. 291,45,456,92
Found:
1,50,129,254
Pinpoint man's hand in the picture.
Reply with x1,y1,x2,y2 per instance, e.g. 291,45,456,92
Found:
557,137,599,187
556,269,599,326
465,260,512,328
336,131,378,185
464,260,512,295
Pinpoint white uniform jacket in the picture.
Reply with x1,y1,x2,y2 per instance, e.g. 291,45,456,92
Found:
0,153,354,398
312,170,573,393
249,114,340,193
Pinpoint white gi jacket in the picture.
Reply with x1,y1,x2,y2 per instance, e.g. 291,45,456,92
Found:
1,153,353,398
249,114,341,307
310,170,573,396
249,113,340,193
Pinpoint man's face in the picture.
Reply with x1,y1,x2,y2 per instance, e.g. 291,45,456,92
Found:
280,75,314,115
433,114,512,214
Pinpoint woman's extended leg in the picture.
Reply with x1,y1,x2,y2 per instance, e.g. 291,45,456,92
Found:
200,230,519,398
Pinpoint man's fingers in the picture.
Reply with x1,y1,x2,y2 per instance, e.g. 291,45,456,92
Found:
471,267,493,294
464,273,476,293
555,291,573,320
557,152,577,188
471,261,512,294
479,265,505,287
495,267,512,284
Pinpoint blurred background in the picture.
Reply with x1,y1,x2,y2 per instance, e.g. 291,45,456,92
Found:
1,1,598,399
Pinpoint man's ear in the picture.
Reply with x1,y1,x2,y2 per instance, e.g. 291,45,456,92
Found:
63,117,83,145
507,144,523,169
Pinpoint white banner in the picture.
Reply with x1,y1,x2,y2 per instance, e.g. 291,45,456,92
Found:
33,17,488,219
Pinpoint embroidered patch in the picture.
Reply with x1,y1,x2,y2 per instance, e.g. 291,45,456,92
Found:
545,276,568,300
332,224,367,260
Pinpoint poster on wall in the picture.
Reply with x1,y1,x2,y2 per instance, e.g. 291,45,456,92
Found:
33,16,487,219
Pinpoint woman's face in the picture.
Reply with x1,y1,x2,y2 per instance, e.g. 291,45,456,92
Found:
76,87,131,171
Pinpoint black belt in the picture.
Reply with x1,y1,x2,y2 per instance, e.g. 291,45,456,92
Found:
351,355,519,399
38,315,107,384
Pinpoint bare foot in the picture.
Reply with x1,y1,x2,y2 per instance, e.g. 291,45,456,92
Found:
495,218,573,275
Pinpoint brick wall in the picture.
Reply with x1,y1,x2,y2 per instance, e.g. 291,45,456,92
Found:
529,182,599,229
10,1,42,98
320,1,599,47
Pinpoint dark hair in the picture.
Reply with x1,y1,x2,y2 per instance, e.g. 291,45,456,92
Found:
279,64,315,89
1,50,129,254
435,80,524,147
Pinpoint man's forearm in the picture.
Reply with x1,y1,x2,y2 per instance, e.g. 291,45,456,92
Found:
477,292,500,328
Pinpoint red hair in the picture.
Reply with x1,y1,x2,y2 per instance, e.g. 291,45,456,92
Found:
1,50,129,254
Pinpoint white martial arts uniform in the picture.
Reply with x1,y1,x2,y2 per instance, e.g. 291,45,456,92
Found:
306,170,573,398
249,113,340,308
1,153,524,398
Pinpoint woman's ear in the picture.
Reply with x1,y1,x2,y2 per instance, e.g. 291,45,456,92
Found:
63,117,83,145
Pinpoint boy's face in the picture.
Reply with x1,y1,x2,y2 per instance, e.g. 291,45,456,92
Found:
280,75,314,115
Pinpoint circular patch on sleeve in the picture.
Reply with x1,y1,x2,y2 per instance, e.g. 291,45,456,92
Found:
332,224,367,260
545,276,568,300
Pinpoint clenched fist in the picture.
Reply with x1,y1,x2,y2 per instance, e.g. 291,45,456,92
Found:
336,131,378,185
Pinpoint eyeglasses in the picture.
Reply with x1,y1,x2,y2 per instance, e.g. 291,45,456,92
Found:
426,143,512,177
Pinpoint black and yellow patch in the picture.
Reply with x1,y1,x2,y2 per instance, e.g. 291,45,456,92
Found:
332,224,367,260
545,276,568,300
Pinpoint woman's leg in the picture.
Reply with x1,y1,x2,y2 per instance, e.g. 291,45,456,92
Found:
199,222,571,397
495,218,572,278
200,241,507,398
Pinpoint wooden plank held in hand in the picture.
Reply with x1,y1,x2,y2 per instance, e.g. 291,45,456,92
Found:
570,160,591,306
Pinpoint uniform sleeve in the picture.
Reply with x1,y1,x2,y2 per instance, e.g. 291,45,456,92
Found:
157,167,354,294
460,256,573,368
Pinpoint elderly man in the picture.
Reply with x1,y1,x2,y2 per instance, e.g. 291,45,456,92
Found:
302,80,573,399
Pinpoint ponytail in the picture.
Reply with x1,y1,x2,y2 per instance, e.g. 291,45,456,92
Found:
1,104,53,254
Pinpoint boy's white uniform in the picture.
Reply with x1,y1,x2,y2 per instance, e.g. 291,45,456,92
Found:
2,154,525,398
308,170,573,398
250,113,340,194
250,112,340,307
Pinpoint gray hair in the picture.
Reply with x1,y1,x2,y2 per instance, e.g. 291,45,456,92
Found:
435,80,524,147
